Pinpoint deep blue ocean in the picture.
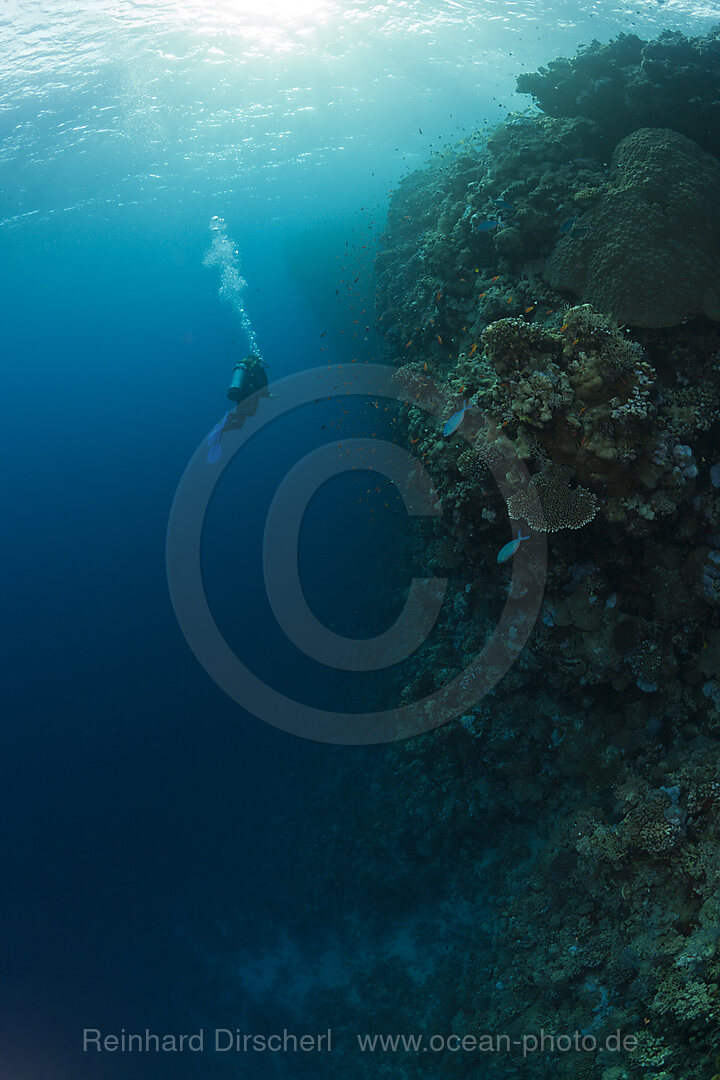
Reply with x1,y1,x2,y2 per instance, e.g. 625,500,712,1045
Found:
2,1,718,1077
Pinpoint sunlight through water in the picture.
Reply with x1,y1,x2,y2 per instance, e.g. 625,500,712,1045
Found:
1,0,718,226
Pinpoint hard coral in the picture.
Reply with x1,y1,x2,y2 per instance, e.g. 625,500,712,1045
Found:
516,27,720,159
545,128,720,327
507,464,598,532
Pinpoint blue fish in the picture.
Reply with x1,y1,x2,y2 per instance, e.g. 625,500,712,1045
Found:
493,198,515,211
207,410,230,464
475,219,500,232
496,532,530,563
443,400,469,437
559,216,579,233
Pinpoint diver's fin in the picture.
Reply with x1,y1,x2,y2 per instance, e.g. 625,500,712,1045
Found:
206,411,229,464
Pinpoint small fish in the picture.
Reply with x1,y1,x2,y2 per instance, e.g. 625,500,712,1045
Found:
468,343,478,356
493,198,515,211
569,225,595,237
437,334,443,345
475,219,500,231
443,400,469,437
207,411,231,464
496,532,530,563
559,216,579,233
524,305,535,314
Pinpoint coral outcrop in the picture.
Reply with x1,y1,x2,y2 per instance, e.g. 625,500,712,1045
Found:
516,28,720,159
545,128,720,326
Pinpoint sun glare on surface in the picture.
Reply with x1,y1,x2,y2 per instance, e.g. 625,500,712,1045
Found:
178,0,333,54
193,0,330,25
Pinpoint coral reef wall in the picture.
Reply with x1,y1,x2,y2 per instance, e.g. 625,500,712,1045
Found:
366,24,720,1080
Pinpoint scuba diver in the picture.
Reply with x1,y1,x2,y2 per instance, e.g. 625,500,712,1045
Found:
207,353,270,463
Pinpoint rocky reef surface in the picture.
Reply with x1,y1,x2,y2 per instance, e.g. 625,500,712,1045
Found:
345,25,720,1080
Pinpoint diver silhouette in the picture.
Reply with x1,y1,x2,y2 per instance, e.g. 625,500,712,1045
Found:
206,354,270,463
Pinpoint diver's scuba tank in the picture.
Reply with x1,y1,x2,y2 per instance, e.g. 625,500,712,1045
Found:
228,354,267,401
226,354,268,420
227,362,247,401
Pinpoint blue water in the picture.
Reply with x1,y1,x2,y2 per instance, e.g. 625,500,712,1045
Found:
1,1,718,1077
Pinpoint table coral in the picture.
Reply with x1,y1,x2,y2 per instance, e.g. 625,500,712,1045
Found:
507,464,598,532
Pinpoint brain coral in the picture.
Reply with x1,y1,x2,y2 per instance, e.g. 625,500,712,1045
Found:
544,128,720,327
